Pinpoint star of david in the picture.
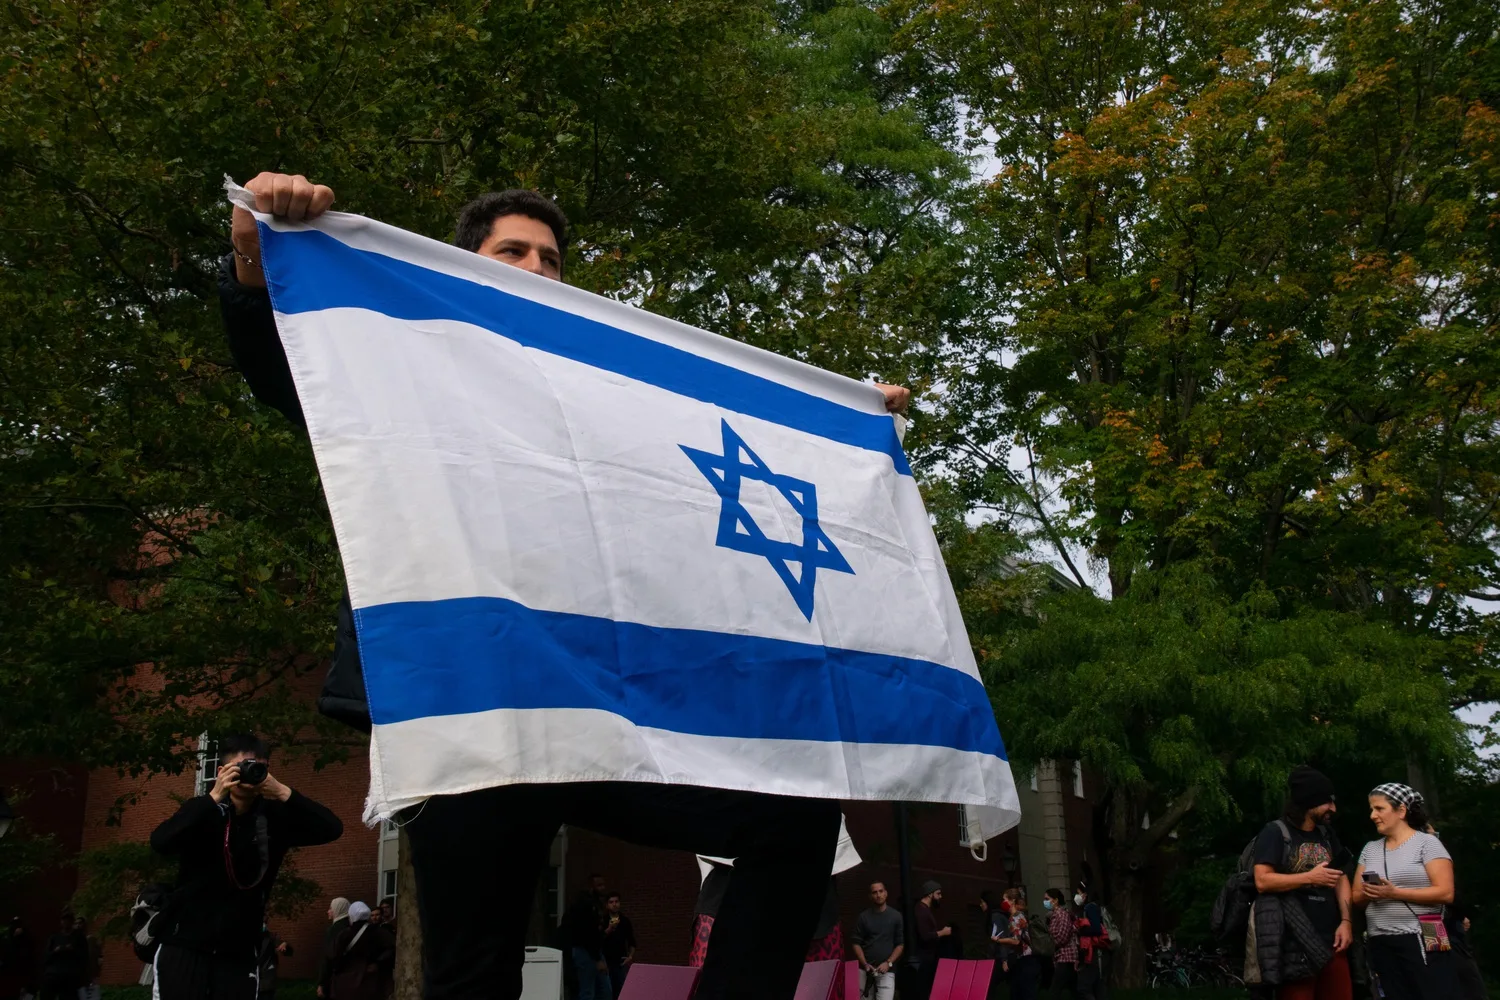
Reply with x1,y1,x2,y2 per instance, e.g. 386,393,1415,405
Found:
681,420,854,621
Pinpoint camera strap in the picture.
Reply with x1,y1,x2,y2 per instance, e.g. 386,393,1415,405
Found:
223,806,271,890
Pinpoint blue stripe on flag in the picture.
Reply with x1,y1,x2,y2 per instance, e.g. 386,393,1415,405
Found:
355,596,1005,757
260,226,911,474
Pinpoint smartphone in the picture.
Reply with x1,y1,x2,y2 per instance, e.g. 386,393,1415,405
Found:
1361,872,1386,885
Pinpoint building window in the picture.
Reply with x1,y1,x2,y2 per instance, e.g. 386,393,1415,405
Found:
1072,760,1085,799
382,868,398,901
195,733,219,797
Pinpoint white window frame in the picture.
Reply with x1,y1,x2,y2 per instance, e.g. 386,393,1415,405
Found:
1072,760,1085,799
195,733,219,797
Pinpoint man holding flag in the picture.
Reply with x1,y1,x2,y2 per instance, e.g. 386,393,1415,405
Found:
219,171,1014,1000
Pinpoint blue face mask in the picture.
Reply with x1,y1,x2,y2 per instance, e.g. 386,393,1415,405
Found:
1043,899,1054,911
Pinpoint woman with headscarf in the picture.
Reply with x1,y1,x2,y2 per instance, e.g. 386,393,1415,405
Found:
317,898,350,999
1352,783,1457,1000
323,903,394,1000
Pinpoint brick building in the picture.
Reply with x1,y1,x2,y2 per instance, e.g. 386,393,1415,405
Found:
3,741,1113,988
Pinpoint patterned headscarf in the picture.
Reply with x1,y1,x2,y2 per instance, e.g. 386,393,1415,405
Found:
1369,782,1424,811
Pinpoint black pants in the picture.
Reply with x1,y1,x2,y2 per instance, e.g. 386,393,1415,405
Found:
1051,961,1078,998
1008,954,1041,1000
153,945,258,1000
1366,934,1459,1000
38,976,79,1000
404,781,840,1000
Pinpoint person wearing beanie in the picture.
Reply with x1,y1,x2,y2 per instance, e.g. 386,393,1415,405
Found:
1250,766,1353,999
912,881,950,1000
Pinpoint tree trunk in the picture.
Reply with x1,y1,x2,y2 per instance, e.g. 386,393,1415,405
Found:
394,826,422,1000
1109,865,1150,988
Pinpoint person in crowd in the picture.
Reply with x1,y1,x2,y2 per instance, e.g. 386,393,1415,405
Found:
852,881,903,1000
979,892,1007,971
72,917,100,1000
224,172,910,1000
149,733,343,1000
1444,903,1488,1000
804,878,846,998
912,881,952,1000
324,904,394,1000
601,892,636,997
1072,884,1106,1000
317,899,351,999
689,861,733,968
256,925,292,1000
37,915,83,1000
1043,889,1079,999
1,917,38,1000
377,901,395,936
994,889,1040,1000
1251,765,1353,999
1351,783,1457,1000
563,881,612,1000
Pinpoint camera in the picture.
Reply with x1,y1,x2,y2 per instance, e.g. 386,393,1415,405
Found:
237,759,269,786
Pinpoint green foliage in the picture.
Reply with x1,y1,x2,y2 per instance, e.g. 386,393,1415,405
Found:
0,819,61,889
0,0,960,773
892,0,1500,982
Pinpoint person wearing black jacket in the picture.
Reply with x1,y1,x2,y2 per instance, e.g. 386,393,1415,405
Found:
149,733,342,1000
38,915,84,1000
219,172,913,1000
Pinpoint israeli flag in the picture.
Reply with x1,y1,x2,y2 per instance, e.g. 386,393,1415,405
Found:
228,184,1019,838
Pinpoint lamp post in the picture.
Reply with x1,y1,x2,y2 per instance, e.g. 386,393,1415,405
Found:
0,787,14,840
1002,842,1019,887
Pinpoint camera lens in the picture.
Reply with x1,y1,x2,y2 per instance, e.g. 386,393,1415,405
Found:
238,759,268,786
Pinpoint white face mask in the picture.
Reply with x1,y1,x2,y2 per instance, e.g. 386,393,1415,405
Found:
1074,894,1085,907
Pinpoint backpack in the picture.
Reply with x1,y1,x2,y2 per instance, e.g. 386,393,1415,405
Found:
1210,820,1291,941
1099,905,1123,947
128,883,174,963
1030,912,1056,958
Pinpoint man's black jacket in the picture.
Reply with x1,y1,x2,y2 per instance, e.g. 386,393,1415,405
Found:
150,791,342,958
219,253,370,730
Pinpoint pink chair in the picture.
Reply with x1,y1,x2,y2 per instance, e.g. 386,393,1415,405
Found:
793,959,841,1000
961,959,995,1000
843,960,862,1000
929,958,958,999
616,964,700,1000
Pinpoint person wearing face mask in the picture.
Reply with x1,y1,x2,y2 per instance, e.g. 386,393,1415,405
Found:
1042,890,1079,998
1071,885,1106,1000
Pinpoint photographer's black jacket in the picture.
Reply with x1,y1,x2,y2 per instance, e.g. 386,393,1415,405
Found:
219,253,371,730
150,792,342,958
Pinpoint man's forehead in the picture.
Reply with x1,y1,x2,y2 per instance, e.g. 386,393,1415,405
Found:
488,213,558,247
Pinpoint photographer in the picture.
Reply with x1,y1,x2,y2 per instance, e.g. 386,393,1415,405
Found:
149,734,343,1000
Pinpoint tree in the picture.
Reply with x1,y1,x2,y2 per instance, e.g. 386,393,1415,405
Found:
0,0,960,768
893,0,1500,982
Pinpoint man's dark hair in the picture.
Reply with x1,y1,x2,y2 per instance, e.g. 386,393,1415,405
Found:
220,733,270,759
980,890,999,910
606,892,621,902
454,190,569,260
869,880,886,892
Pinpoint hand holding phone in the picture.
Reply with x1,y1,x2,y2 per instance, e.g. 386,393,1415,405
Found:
1361,872,1386,885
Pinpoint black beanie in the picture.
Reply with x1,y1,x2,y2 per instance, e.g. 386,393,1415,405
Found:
1289,766,1336,810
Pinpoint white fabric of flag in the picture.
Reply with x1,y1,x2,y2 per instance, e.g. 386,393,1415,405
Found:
229,185,1020,838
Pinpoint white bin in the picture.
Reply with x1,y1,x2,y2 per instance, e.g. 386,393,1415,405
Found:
520,946,563,1000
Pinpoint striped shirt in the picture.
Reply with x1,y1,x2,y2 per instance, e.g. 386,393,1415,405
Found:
1358,831,1451,936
